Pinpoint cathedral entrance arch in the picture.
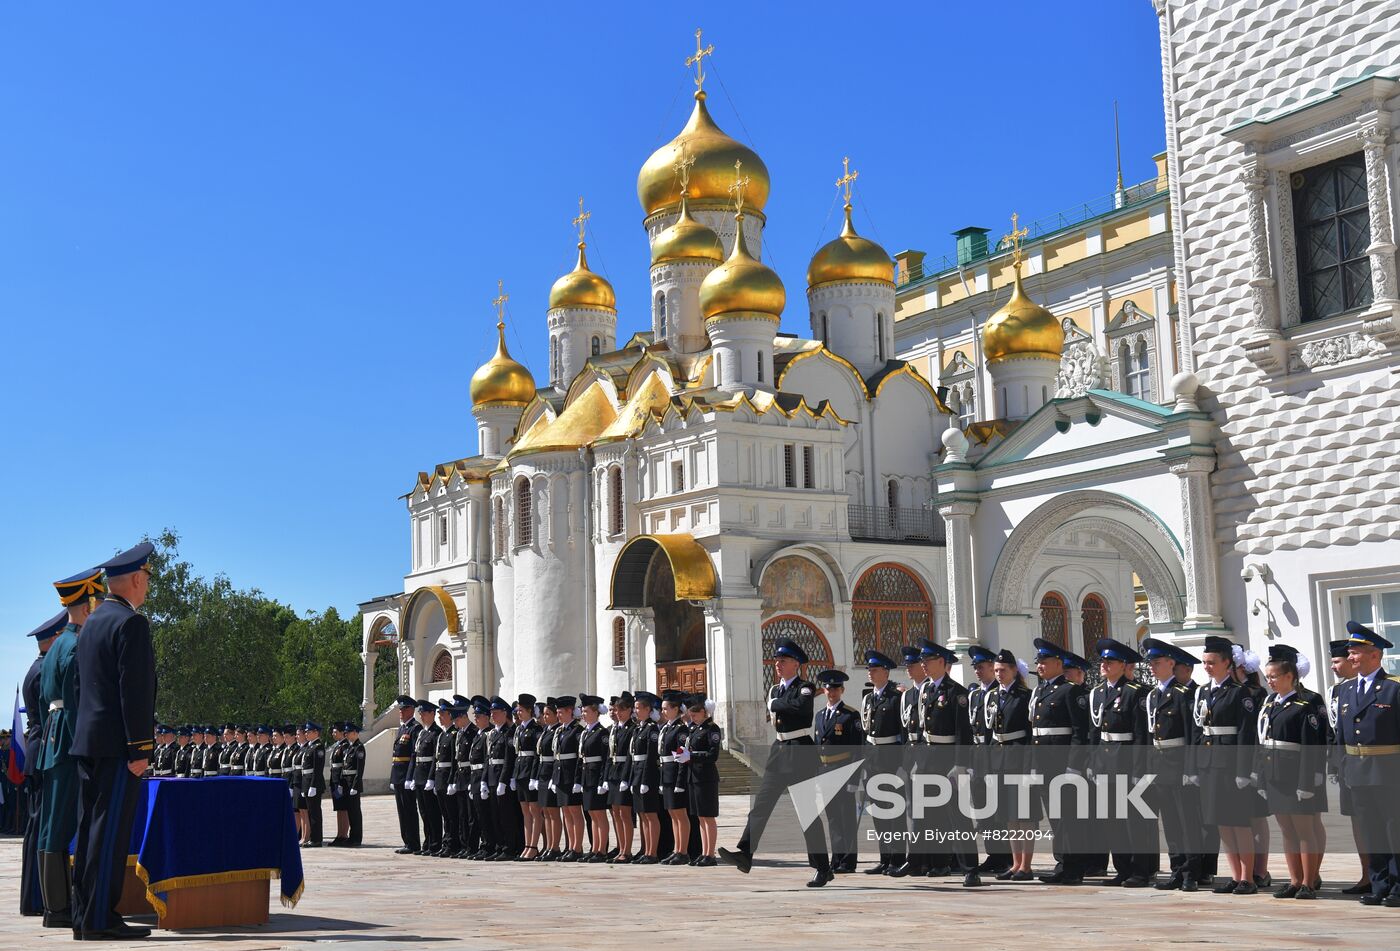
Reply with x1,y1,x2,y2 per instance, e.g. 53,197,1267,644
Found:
760,615,833,682
852,563,934,660
609,534,717,694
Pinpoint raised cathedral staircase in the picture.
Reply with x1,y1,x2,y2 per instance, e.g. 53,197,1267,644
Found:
717,750,759,796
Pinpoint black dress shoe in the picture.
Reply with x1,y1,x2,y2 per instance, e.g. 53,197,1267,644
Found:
1294,885,1317,900
1254,873,1272,889
807,868,833,888
1181,877,1199,892
864,862,888,875
557,850,578,862
1121,876,1151,888
635,855,660,865
1273,883,1300,899
1234,880,1258,895
1083,867,1109,879
606,847,620,860
963,871,984,887
1212,879,1238,894
995,868,1016,881
1343,881,1373,895
43,911,73,928
1154,875,1182,891
888,861,922,878
1105,873,1129,887
1360,893,1384,905
1385,893,1400,908
695,855,717,867
927,865,952,877
394,847,413,855
1038,871,1067,884
718,848,752,874
1010,871,1034,881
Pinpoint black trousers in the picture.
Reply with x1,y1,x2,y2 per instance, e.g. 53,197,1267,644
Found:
736,740,829,872
1153,777,1203,879
344,792,363,844
825,785,858,869
457,788,477,852
436,784,458,851
474,790,496,852
417,785,442,850
1352,785,1400,898
393,782,420,850
71,757,141,934
19,773,42,915
865,745,906,867
306,792,323,844
493,792,522,851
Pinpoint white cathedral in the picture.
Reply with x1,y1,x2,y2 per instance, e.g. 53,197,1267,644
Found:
359,3,1400,773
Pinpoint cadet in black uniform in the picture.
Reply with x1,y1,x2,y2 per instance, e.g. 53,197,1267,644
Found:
340,722,366,847
533,699,561,859
431,701,459,857
889,645,926,877
512,695,542,860
679,693,721,865
1258,643,1328,899
175,726,197,777
1195,635,1260,894
486,696,521,858
966,644,1010,875
578,694,611,861
1027,639,1091,885
720,638,832,887
70,542,157,942
1089,637,1153,887
860,649,904,875
410,700,441,855
812,670,863,874
1141,638,1204,891
301,722,326,847
251,726,272,777
987,649,1034,881
919,641,980,885
629,691,664,863
551,695,585,860
658,691,692,864
1329,639,1372,895
446,702,474,857
387,696,421,854
20,612,66,919
605,694,635,862
467,699,496,859
1335,621,1400,905
326,724,347,846
151,726,177,777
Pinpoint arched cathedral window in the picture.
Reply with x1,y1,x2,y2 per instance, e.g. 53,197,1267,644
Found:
608,466,623,535
591,335,601,356
655,291,667,338
1121,338,1150,401
550,337,560,386
876,313,886,362
514,478,533,547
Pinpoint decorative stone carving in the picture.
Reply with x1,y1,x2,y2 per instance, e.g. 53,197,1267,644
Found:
1272,169,1301,326
1241,167,1279,332
1359,123,1398,304
1054,319,1107,398
1287,331,1387,371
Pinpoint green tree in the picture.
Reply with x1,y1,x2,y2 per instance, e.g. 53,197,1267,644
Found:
275,608,364,728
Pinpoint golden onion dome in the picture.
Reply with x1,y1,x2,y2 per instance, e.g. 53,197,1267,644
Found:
548,243,616,312
650,194,724,266
698,215,785,321
981,264,1064,364
638,92,770,217
470,322,537,406
806,205,895,289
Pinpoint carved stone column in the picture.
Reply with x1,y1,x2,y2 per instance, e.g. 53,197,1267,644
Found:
1239,165,1288,371
1360,123,1400,341
1168,455,1225,630
938,501,979,650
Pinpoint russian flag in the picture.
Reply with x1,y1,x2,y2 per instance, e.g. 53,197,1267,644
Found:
7,686,26,786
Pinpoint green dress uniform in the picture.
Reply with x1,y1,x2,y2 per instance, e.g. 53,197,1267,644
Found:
36,621,81,923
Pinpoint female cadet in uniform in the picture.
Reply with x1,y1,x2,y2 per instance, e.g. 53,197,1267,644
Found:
1234,653,1273,888
291,726,308,845
658,691,692,865
629,691,664,864
678,693,721,866
988,649,1035,881
512,696,542,861
579,695,611,862
551,696,585,861
1259,644,1329,899
1197,637,1261,894
605,695,635,862
533,699,561,860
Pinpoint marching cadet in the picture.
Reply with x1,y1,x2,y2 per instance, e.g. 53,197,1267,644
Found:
551,696,586,861
1028,638,1092,885
605,694,636,862
813,669,863,874
578,694,611,862
388,695,422,855
173,726,195,777
1142,638,1204,891
1334,621,1400,906
889,645,926,878
512,695,542,860
1329,638,1372,895
301,722,326,847
860,649,904,876
1195,636,1261,895
432,700,459,857
988,649,1034,881
449,702,478,858
1258,644,1327,899
20,612,64,918
720,638,833,888
341,722,365,847
151,726,177,777
69,541,157,942
251,726,272,777
629,691,664,864
411,699,442,855
679,693,721,865
966,644,1009,876
486,696,521,859
658,691,692,865
467,698,496,859
1090,637,1153,887
918,641,980,886
35,567,103,928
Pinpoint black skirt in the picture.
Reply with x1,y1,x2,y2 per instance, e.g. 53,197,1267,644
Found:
632,787,662,814
583,784,609,812
555,782,581,808
688,781,719,818
1200,769,1257,826
607,782,632,808
1265,779,1327,816
662,784,689,812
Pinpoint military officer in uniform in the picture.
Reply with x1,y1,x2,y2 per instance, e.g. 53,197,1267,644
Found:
326,724,347,846
300,722,326,847
449,703,478,857
151,726,177,777
1090,637,1153,887
889,645,927,877
388,695,421,855
411,699,442,855
70,542,157,941
919,641,980,886
19,612,66,918
966,644,1010,876
720,638,833,887
1195,635,1260,894
251,726,272,777
432,700,459,857
1335,621,1400,905
486,696,521,858
467,698,497,859
813,669,863,874
859,649,904,875
1329,638,1372,894
340,722,365,847
512,695,543,861
1029,638,1092,885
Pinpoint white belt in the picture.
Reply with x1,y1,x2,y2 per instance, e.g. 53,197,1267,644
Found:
867,735,900,745
489,758,506,765
631,754,649,761
1153,737,1186,749
1101,731,1135,743
300,768,314,773
1260,738,1303,751
924,734,956,744
1033,727,1072,737
776,728,808,741
48,700,64,711
907,731,922,740
1202,726,1239,736
993,730,1027,743
540,756,555,764
658,755,675,763
517,751,536,758
470,764,485,771
611,756,628,763
555,753,579,761
582,755,603,763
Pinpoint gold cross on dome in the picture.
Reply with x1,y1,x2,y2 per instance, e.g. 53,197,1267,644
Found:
673,144,696,194
1003,212,1029,266
729,159,750,215
572,196,591,244
493,280,508,328
685,29,714,91
836,156,859,207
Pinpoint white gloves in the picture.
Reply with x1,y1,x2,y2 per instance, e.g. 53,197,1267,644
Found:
389,782,395,791
1183,775,1198,786
447,783,457,796
496,782,506,796
602,781,610,792
675,749,692,763
349,789,358,796
405,779,415,791
619,781,630,792
549,780,557,792
308,787,317,797
640,784,649,794
479,782,488,797
1297,789,1315,801
948,765,968,779
673,786,683,794
425,780,436,792
509,779,517,791
1234,776,1250,790
572,783,583,794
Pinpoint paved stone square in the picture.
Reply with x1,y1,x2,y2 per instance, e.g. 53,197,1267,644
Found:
3,794,1396,949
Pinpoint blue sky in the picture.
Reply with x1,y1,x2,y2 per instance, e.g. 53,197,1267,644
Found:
0,2,1165,697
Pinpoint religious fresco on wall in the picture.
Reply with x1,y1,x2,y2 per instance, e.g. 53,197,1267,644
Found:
760,556,834,619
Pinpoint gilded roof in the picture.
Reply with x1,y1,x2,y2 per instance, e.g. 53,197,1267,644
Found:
406,455,499,498
508,381,618,458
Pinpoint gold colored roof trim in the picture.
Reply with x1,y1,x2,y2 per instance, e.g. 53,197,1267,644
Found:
402,585,461,635
508,381,618,458
611,533,718,602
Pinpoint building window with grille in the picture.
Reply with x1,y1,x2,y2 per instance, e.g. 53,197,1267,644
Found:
783,445,796,488
429,650,453,685
612,616,627,668
1348,588,1400,675
1081,593,1108,657
757,350,764,383
876,314,886,362
655,291,667,338
591,335,601,356
672,460,685,494
1039,592,1069,649
1121,339,1151,400
851,562,933,659
439,515,449,546
1293,153,1372,323
514,478,533,547
608,466,623,535
802,445,815,489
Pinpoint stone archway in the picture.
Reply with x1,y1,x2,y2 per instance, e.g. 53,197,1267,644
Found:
987,491,1187,625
